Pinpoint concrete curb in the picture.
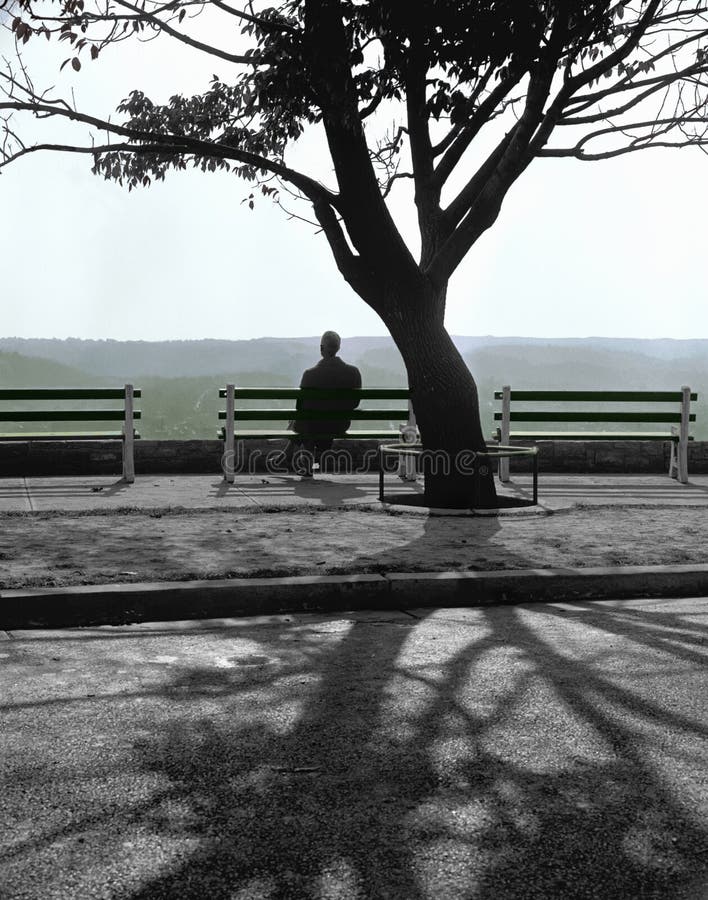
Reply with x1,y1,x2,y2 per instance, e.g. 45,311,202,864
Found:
3,564,708,628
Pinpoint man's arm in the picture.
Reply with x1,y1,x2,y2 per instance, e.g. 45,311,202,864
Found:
297,368,313,413
349,366,362,410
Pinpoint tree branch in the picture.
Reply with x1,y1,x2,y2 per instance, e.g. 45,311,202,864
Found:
537,115,708,158
209,2,299,35
67,0,262,66
312,197,376,300
303,0,418,278
563,0,663,95
563,26,708,121
381,170,413,199
0,99,340,207
404,39,441,267
432,70,526,189
430,10,572,286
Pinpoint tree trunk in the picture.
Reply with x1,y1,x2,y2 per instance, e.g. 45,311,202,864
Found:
383,299,498,509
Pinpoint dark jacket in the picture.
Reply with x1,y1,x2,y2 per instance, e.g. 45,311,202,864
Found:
295,356,362,436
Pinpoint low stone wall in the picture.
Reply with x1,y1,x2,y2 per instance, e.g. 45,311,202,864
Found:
502,440,708,474
0,438,385,477
1,438,707,477
0,440,223,477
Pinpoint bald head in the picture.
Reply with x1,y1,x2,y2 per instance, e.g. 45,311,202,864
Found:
320,331,341,358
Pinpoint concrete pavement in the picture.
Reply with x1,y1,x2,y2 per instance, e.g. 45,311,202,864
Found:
1,598,706,899
2,471,708,513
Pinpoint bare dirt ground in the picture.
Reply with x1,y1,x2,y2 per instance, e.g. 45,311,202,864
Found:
1,503,706,589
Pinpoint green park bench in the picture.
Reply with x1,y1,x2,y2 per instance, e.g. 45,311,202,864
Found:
219,385,416,482
0,385,141,482
493,386,697,484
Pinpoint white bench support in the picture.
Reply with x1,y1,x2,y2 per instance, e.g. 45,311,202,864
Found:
498,383,694,484
397,399,418,481
669,384,691,483
498,385,511,483
224,382,235,483
122,383,135,483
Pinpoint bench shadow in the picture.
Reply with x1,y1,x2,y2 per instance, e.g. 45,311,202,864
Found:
532,474,708,500
0,476,130,501
98,478,134,497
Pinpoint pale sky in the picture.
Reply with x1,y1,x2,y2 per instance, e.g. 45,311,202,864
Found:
2,10,708,343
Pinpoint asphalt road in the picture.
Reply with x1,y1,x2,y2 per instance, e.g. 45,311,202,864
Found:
1,597,707,900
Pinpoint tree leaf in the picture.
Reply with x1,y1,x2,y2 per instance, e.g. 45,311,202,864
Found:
71,56,81,71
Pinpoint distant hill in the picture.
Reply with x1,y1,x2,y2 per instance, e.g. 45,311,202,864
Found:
1,337,706,439
0,351,108,387
1,335,707,379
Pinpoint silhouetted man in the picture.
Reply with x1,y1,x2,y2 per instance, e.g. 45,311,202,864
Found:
290,331,362,476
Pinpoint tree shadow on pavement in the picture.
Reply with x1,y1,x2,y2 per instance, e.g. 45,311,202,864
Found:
7,512,705,899
469,599,708,898
102,518,708,899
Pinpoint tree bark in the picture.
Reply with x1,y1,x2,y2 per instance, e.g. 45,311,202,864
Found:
379,291,498,509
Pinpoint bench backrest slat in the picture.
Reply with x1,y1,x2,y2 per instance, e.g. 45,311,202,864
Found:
493,390,697,402
0,410,142,422
0,388,142,400
220,409,410,422
219,387,409,401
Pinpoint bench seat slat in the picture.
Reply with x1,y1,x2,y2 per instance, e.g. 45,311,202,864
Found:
501,430,688,441
494,411,693,423
219,409,409,422
219,428,401,440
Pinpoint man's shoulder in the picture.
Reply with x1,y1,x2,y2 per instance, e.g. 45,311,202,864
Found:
301,356,360,387
301,361,331,388
336,359,361,384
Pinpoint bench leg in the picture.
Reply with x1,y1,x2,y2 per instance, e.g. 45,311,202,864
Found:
122,383,135,484
122,435,135,484
499,387,511,483
398,453,417,482
224,384,235,483
668,440,689,483
398,423,418,481
678,439,689,484
669,441,678,480
224,437,235,484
